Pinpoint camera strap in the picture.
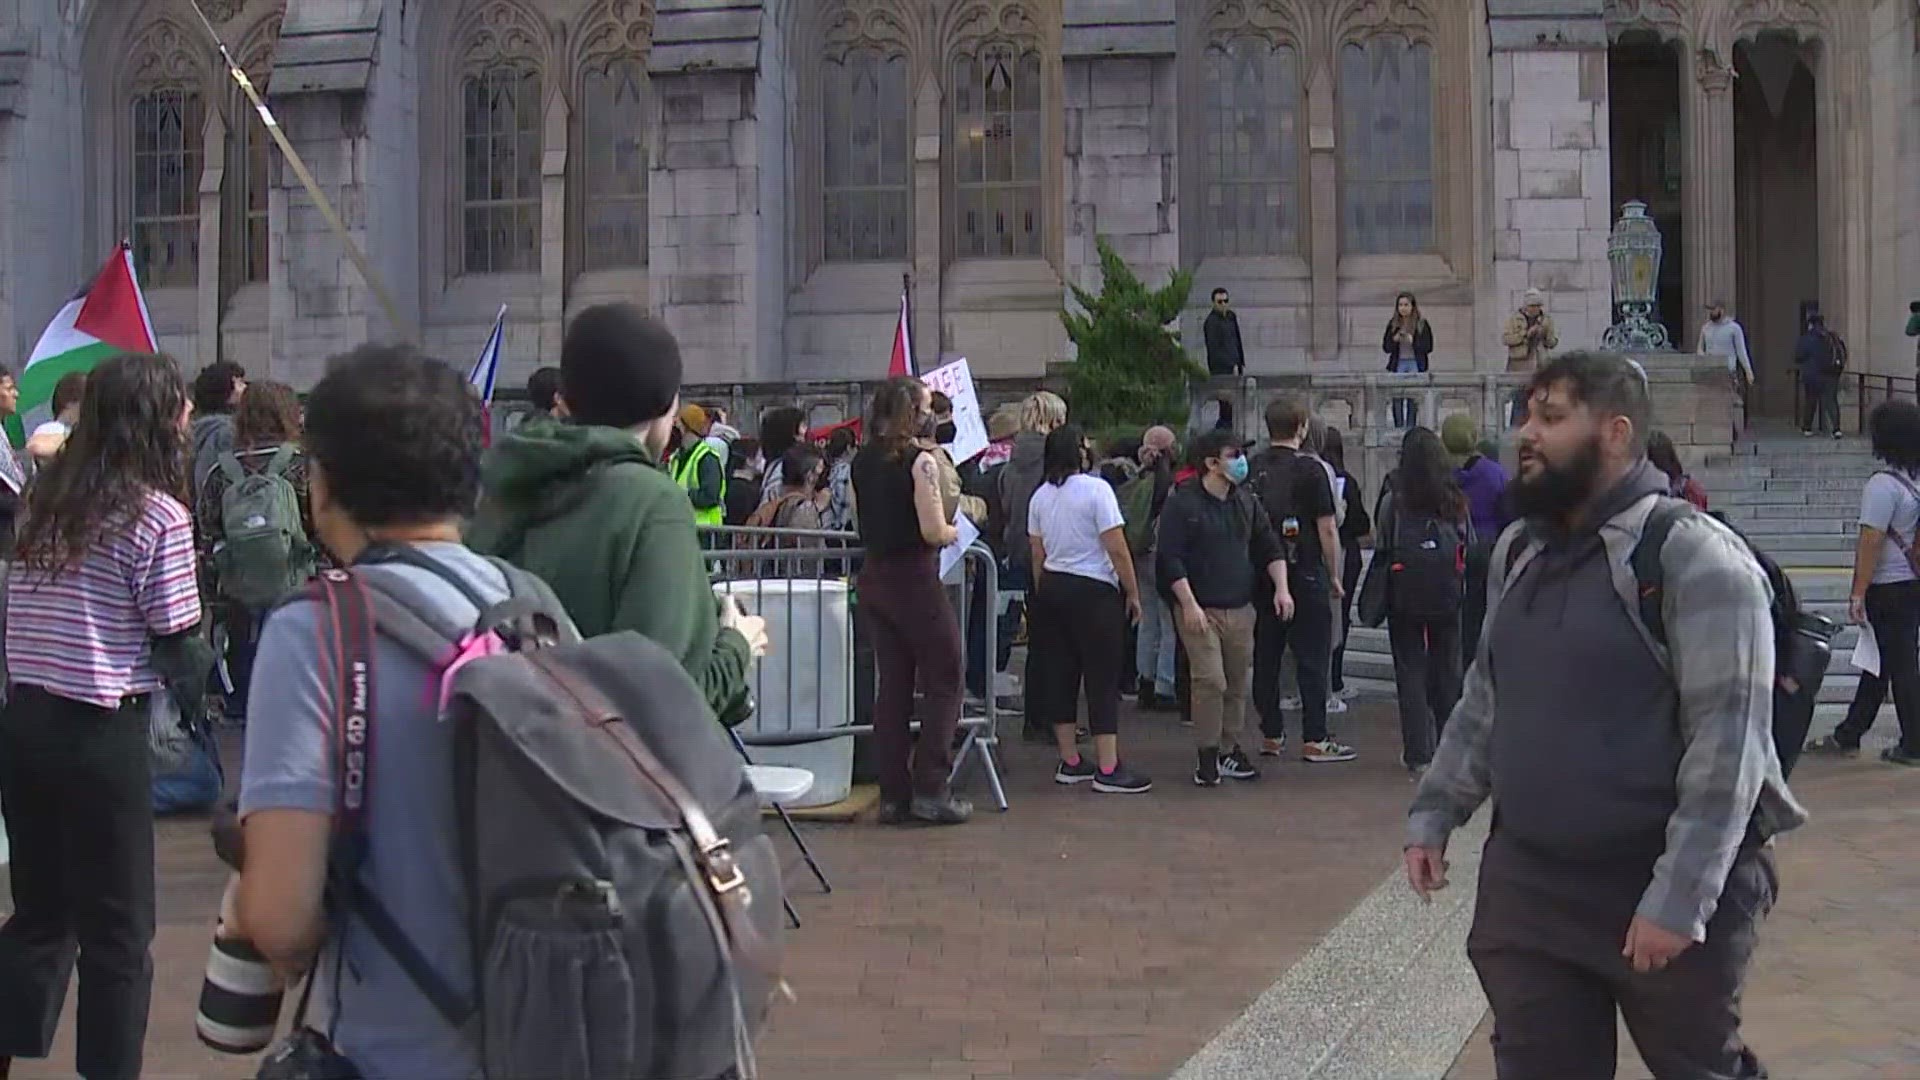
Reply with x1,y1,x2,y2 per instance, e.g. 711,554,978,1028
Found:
312,569,475,1028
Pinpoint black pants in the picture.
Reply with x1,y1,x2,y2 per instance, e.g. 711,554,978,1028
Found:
1836,579,1920,753
1029,572,1125,737
1468,834,1775,1080
1330,551,1362,694
0,686,156,1080
1388,614,1463,766
1461,544,1493,671
858,553,964,806
221,604,263,717
1801,378,1840,434
1254,569,1333,742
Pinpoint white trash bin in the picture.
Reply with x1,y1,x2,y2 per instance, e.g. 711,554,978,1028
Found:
717,579,855,808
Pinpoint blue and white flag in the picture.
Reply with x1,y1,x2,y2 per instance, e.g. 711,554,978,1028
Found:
469,304,507,404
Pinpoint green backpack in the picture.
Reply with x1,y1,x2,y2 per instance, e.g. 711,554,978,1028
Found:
212,447,315,610
1118,472,1157,555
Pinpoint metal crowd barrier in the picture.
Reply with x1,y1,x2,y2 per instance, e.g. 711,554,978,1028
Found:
698,525,1007,811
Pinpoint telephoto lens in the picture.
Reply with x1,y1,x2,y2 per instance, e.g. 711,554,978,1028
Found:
198,893,287,1055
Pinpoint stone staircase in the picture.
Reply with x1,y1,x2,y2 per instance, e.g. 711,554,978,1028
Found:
1338,429,1901,750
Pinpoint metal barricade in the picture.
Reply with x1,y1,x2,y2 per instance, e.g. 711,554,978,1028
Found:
699,525,1007,811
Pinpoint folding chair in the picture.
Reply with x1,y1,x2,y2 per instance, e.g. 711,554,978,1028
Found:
729,727,832,929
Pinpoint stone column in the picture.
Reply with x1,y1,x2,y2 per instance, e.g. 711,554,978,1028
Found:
911,76,942,361
1306,64,1339,364
196,107,227,368
538,91,569,365
1681,50,1736,348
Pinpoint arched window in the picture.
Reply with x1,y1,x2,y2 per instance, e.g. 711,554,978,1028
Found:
1338,36,1435,254
130,83,205,289
460,65,543,274
949,43,1043,260
579,56,649,270
823,48,910,262
1202,37,1302,257
223,72,272,290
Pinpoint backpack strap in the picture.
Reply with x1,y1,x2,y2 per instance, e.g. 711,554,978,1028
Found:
309,570,476,1029
263,443,296,477
1628,498,1693,649
214,451,246,487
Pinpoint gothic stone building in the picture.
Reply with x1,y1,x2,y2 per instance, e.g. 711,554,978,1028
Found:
0,1,1915,423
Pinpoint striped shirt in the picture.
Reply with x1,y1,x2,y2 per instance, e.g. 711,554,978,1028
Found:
7,490,203,708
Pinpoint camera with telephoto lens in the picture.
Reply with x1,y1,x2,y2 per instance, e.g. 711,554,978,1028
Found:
197,920,287,1053
254,1027,361,1080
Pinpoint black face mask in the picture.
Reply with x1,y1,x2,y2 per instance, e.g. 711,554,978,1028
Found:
934,421,958,445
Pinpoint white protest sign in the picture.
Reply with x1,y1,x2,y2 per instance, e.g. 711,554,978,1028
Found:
940,511,980,583
920,357,990,464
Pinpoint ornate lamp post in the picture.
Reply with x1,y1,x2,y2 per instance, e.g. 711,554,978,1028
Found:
1601,200,1673,352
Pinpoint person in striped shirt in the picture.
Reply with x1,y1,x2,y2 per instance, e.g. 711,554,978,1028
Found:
0,353,202,1080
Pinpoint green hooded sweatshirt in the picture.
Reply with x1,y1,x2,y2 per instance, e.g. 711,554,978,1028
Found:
466,418,751,720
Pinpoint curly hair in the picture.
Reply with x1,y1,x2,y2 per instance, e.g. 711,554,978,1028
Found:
304,345,483,528
16,354,189,574
234,380,303,449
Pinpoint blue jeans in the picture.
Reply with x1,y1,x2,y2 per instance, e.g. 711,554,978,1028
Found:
1133,558,1176,696
1391,358,1421,428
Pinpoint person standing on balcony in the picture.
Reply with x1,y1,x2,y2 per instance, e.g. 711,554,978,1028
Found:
1698,301,1756,441
1503,289,1559,427
1904,300,1919,374
1794,312,1845,439
1382,292,1434,430
1204,288,1246,378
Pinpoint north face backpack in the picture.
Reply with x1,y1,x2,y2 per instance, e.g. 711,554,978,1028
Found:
1117,472,1157,555
212,447,314,611
307,549,786,1080
1385,507,1467,622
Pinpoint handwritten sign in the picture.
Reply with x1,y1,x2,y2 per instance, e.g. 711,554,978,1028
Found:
920,357,990,465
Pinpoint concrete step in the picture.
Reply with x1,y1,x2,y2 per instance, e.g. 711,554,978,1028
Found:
1716,488,1860,507
1719,516,1854,535
1718,503,1857,521
1697,475,1868,494
1716,437,1871,457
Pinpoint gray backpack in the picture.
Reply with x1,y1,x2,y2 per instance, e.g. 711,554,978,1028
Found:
309,549,785,1080
212,446,315,610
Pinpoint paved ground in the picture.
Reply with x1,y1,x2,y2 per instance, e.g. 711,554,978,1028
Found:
1446,761,1920,1079
4,696,1433,1080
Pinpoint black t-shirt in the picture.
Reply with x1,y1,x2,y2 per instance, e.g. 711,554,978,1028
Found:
1252,446,1337,572
851,444,928,558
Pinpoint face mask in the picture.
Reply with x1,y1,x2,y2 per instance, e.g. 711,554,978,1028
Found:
1224,456,1250,484
934,421,958,445
916,415,937,439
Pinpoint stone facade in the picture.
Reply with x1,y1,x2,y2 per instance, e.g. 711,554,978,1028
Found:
0,0,1914,409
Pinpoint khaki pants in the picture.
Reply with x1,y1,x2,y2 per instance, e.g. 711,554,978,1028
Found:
1176,605,1255,751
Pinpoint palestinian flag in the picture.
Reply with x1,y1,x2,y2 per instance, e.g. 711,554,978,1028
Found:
10,243,157,446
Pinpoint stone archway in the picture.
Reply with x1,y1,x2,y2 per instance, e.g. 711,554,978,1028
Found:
1732,30,1819,419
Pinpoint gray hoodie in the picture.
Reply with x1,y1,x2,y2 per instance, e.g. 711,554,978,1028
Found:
998,430,1048,569
191,412,236,500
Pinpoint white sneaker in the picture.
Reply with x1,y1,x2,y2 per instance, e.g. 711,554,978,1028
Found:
1279,694,1303,711
1325,696,1348,715
1332,686,1358,701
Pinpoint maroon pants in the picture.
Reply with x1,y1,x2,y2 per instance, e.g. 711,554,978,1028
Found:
858,551,964,805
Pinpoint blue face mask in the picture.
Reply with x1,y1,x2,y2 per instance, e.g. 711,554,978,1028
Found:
1224,455,1250,484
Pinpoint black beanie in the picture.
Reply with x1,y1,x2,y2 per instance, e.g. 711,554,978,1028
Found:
560,303,683,429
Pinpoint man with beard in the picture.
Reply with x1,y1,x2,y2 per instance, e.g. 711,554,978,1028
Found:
1404,350,1805,1079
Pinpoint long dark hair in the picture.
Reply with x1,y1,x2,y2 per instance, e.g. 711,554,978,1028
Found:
1393,291,1424,337
17,353,189,573
1870,400,1920,476
1322,425,1354,481
1043,424,1088,486
1646,431,1686,483
1394,426,1462,519
865,376,927,460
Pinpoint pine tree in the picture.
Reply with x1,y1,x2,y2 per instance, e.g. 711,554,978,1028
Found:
1060,237,1202,433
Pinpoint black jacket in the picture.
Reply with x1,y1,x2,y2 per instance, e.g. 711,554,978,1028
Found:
1204,310,1246,376
1382,318,1434,373
1155,477,1282,609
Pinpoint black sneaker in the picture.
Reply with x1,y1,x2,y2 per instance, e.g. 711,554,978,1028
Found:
1883,747,1920,768
877,802,913,826
1218,747,1262,781
1055,757,1098,785
1194,747,1222,787
1092,762,1153,794
909,795,973,825
1804,735,1860,759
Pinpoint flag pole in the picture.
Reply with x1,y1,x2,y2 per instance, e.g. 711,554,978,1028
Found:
186,0,416,344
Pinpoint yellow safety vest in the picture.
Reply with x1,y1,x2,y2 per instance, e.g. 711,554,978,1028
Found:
671,440,726,527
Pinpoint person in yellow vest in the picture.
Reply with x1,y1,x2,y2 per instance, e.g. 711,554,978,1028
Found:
670,402,727,526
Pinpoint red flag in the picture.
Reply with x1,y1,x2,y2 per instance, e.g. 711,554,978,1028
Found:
74,244,158,354
888,284,914,378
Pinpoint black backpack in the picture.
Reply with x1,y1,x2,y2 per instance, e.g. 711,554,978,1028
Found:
1385,507,1466,622
1630,501,1838,779
305,549,785,1079
1249,449,1304,563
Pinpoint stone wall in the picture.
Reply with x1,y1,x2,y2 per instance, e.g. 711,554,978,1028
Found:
1866,0,1919,376
0,5,91,367
1062,56,1179,297
1485,0,1614,362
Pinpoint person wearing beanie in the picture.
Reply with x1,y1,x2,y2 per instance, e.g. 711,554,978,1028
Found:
670,402,727,526
467,303,765,723
1442,413,1510,669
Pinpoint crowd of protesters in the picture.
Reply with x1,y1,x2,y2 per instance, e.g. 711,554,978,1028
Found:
0,296,1862,1077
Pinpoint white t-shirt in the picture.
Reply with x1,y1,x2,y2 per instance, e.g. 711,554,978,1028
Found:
1861,469,1920,586
30,419,67,440
1027,474,1126,587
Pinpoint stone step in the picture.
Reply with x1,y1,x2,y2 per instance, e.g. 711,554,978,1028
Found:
1716,488,1860,507
1719,516,1854,535
1718,437,1871,457
1718,503,1856,520
1697,475,1868,494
